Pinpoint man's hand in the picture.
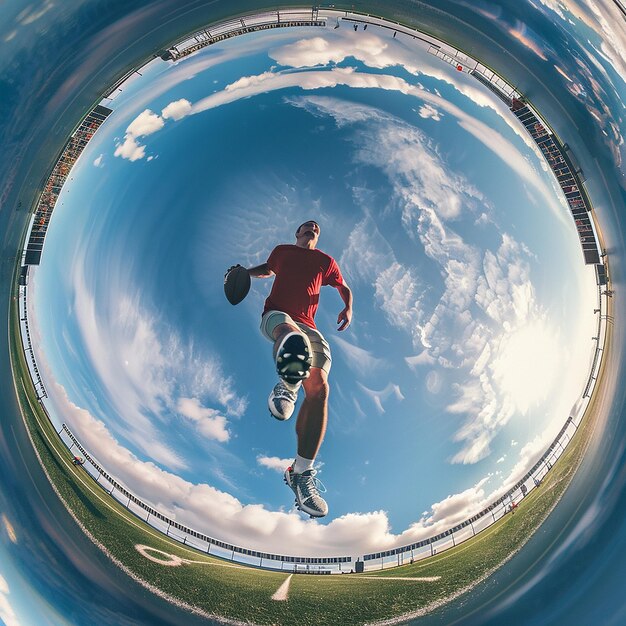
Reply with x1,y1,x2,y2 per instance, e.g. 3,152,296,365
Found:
336,283,353,331
225,264,245,280
337,306,352,331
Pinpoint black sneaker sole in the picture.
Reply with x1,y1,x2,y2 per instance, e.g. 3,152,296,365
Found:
276,334,312,383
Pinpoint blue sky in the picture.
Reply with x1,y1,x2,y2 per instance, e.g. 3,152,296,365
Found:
29,20,601,557
0,513,70,626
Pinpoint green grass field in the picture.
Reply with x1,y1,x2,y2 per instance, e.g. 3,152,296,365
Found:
9,278,611,625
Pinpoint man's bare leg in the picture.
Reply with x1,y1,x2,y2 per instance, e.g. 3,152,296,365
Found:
295,367,328,460
271,325,327,455
283,367,330,517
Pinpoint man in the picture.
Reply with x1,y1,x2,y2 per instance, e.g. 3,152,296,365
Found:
242,220,352,518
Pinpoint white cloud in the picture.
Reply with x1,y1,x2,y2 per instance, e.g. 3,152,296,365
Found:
1,515,17,544
533,0,570,21
405,351,436,368
409,424,572,541
0,574,19,626
43,382,400,555
501,435,553,489
425,370,443,394
418,103,443,120
375,262,426,337
339,216,395,284
588,0,626,86
333,335,387,378
293,95,573,465
136,38,565,224
62,256,246,469
346,114,558,463
113,135,145,162
93,154,104,168
42,360,578,556
291,96,483,222
357,382,405,414
339,217,428,349
421,477,492,527
161,98,192,120
114,109,164,162
106,28,297,130
192,66,409,116
257,456,292,472
177,398,230,443
271,29,549,155
538,0,626,84
313,97,484,369
271,32,391,69
17,0,54,25
507,23,549,61
445,234,560,464
227,70,283,91
126,109,164,136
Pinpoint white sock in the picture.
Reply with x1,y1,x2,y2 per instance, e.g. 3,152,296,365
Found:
293,454,314,474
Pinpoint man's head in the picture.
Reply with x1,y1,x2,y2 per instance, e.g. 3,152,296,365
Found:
295,220,320,249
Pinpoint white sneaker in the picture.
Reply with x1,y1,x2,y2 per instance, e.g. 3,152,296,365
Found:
284,464,328,518
268,380,301,421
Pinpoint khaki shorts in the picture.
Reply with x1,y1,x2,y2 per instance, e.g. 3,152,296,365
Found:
260,310,332,374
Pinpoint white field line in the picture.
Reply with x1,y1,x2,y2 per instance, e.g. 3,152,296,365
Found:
131,546,442,583
134,545,256,569
271,575,293,601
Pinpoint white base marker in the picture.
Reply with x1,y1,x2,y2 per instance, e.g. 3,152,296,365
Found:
271,574,293,601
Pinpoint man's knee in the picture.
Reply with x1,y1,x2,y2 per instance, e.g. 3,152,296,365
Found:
272,322,301,341
304,369,329,401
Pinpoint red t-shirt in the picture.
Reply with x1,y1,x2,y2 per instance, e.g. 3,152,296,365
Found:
263,244,345,329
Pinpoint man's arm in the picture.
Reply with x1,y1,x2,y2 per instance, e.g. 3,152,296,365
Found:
336,283,353,331
226,263,274,278
246,262,274,278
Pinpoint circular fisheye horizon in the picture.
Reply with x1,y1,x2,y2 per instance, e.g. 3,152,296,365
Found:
28,12,598,560
1,2,625,626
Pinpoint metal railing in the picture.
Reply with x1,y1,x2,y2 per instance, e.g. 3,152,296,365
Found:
59,421,351,572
